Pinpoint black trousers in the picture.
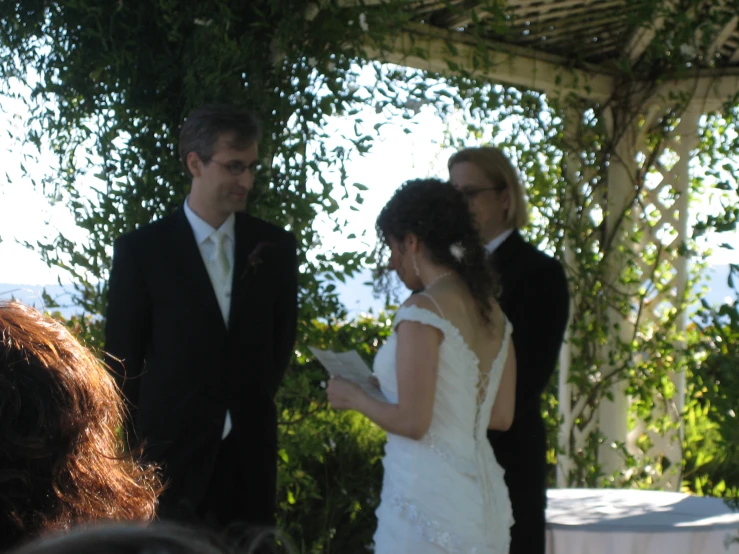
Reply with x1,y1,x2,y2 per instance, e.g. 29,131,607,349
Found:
157,432,276,531
197,432,276,529
505,463,548,554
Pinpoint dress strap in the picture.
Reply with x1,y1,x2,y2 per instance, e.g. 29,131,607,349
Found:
417,292,445,318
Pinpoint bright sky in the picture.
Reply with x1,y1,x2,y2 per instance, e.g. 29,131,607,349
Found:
0,92,75,285
0,83,736,292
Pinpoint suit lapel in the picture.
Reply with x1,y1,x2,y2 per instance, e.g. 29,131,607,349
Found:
171,208,227,330
228,213,261,330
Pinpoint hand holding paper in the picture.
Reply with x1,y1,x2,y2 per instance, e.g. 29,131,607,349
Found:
309,347,386,402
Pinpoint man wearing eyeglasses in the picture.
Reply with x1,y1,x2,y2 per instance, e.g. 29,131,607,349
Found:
105,105,298,532
449,147,569,554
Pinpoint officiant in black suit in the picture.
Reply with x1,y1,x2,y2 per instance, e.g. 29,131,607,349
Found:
105,105,298,530
449,147,570,554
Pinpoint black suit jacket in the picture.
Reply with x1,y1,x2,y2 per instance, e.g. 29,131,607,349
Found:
488,230,569,496
104,208,298,520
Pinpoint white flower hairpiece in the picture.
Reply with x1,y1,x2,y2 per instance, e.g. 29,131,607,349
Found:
450,242,465,262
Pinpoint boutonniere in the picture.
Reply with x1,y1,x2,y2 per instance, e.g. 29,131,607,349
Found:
241,241,275,279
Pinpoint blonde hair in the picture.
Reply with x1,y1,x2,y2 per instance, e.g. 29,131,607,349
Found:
448,146,529,229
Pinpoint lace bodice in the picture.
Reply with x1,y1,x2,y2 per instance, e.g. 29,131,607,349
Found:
372,305,514,554
374,305,512,444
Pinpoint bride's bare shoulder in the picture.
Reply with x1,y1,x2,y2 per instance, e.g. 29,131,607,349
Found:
401,292,442,317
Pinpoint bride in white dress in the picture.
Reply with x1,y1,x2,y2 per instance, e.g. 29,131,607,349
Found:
327,178,517,554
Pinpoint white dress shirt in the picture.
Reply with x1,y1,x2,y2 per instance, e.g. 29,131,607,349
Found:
485,229,514,256
183,197,235,439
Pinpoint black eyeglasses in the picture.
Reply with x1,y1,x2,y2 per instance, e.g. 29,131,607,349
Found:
209,159,260,176
460,185,506,199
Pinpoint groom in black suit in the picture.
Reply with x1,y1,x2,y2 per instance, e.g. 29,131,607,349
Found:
450,147,569,554
105,105,298,529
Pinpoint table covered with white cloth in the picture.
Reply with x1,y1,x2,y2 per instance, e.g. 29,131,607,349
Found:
546,488,739,554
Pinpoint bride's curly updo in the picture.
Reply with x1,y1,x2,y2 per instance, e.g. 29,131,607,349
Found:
376,178,500,325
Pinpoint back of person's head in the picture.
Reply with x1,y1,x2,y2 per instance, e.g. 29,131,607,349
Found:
376,178,499,323
9,522,296,554
0,302,160,550
447,146,529,229
179,105,261,175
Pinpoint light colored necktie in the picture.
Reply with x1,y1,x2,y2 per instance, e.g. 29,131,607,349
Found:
211,231,231,284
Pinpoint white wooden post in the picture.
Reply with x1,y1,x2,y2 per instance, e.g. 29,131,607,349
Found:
596,106,638,477
557,104,583,488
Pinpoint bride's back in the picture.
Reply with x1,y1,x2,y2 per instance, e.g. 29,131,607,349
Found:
421,274,506,382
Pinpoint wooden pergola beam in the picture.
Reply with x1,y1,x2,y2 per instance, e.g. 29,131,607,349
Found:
511,0,625,20
336,0,442,7
623,0,674,63
363,22,614,101
515,18,627,42
625,25,658,63
363,23,739,108
336,0,388,6
337,1,739,108
656,72,739,111
708,15,739,58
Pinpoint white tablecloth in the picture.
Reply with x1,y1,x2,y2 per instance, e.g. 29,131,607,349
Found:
546,488,739,554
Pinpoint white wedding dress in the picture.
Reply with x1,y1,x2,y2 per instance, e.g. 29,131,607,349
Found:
372,304,514,554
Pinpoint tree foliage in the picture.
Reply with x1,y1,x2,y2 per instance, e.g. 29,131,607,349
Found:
683,265,739,499
0,0,421,320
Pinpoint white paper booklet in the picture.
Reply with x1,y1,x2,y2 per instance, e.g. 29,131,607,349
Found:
309,346,386,402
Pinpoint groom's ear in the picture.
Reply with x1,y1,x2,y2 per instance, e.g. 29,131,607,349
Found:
186,151,203,178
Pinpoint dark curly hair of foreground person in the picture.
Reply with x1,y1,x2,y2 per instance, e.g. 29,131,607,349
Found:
0,301,162,550
375,178,500,324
